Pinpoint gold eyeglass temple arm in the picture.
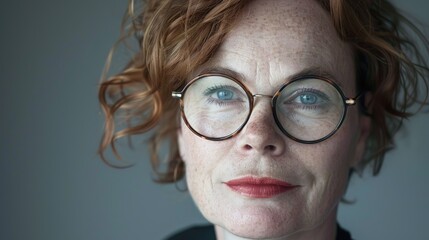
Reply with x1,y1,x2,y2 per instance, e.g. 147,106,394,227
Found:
345,98,356,105
172,92,182,98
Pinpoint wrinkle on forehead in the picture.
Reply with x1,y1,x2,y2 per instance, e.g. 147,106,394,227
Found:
210,0,355,93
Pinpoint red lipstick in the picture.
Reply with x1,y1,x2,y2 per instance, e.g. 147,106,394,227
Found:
225,177,298,198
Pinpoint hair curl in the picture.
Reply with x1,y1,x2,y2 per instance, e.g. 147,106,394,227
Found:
99,0,429,182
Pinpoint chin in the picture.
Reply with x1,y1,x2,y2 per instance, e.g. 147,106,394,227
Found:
207,198,339,239
221,221,299,239
212,205,305,239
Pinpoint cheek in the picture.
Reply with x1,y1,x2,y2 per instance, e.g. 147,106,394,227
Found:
308,114,361,198
179,129,210,209
290,130,357,225
179,127,209,183
178,125,229,209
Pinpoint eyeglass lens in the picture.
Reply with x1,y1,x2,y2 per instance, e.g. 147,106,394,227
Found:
182,75,345,142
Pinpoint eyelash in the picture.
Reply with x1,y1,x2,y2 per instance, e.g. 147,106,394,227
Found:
288,88,329,105
202,85,331,110
203,84,234,95
203,85,243,106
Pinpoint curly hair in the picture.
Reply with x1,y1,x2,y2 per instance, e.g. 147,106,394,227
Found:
98,0,429,183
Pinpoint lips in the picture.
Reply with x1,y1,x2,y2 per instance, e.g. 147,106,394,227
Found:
225,177,298,198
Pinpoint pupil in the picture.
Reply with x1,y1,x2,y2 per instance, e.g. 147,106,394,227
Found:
217,90,233,100
300,94,317,104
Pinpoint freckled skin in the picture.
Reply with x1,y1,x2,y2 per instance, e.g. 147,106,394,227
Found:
178,0,371,239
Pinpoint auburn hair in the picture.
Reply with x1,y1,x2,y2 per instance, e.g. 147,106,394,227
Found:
99,0,429,182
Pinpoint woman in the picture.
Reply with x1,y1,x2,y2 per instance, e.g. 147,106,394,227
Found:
99,0,429,239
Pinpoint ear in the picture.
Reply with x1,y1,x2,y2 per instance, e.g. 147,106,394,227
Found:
351,93,373,168
352,114,371,167
177,126,187,163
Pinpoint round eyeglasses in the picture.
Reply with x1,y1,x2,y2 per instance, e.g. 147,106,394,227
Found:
172,73,360,144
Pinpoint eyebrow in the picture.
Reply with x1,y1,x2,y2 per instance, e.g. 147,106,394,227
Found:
196,66,341,87
196,66,247,81
289,67,342,87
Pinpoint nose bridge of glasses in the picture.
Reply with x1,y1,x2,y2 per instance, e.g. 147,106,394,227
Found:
251,93,276,106
247,93,276,120
252,93,273,99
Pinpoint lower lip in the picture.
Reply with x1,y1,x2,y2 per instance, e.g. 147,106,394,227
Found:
225,179,298,198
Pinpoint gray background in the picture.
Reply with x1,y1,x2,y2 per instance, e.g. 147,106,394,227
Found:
1,0,428,239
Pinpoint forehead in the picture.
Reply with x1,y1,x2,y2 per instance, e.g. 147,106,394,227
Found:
208,0,354,91
236,0,332,40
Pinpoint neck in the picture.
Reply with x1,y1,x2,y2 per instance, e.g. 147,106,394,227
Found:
215,208,338,240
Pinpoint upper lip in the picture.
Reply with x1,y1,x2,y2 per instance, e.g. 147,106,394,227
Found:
225,176,297,187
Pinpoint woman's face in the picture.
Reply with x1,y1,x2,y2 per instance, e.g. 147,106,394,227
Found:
178,0,370,239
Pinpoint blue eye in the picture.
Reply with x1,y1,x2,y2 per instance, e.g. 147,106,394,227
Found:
204,85,238,102
299,93,318,104
203,84,247,107
217,89,234,100
280,88,329,111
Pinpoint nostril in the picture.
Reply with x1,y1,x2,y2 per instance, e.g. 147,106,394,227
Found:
265,145,276,152
243,144,253,150
243,144,277,152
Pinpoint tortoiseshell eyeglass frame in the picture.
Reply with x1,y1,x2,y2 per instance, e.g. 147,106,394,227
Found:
172,73,362,144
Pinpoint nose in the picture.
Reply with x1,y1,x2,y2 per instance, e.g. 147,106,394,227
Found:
235,99,286,156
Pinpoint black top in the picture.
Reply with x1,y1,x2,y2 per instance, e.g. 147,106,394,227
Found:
165,224,352,240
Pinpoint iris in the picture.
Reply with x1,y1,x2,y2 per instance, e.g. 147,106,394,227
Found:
217,89,234,100
300,93,317,104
